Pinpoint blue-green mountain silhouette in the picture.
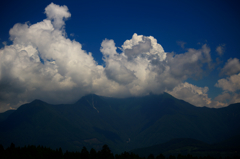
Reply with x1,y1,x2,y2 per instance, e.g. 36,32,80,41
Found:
130,136,240,158
0,93,239,154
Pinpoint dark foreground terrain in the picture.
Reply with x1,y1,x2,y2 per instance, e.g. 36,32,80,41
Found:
1,143,239,159
0,93,240,154
131,138,240,158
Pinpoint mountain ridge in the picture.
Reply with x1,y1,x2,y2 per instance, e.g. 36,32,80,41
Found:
0,93,239,154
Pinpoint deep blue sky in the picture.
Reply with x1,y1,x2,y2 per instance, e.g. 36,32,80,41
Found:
0,0,240,111
1,0,239,60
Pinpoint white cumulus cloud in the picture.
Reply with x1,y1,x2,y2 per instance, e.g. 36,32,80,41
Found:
167,82,231,108
167,82,212,107
0,3,220,112
45,2,71,29
214,73,240,106
215,73,240,92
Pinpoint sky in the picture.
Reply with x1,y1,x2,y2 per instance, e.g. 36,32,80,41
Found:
0,0,240,112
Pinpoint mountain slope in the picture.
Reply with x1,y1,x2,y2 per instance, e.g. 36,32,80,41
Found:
0,93,240,154
0,100,85,151
130,137,240,158
0,110,15,122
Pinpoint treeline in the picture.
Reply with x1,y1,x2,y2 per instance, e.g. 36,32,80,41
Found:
0,143,239,159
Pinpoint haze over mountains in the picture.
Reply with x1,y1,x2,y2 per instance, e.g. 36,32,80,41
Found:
0,93,239,154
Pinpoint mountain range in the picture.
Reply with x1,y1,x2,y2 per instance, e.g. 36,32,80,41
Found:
131,137,240,158
0,93,240,155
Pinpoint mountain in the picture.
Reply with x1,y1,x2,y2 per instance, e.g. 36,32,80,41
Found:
131,137,240,158
0,93,240,154
0,110,15,122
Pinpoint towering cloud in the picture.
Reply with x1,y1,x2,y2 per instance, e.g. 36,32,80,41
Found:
0,3,100,112
45,3,71,29
0,3,234,112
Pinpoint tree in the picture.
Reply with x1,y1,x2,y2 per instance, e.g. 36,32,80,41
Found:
169,155,176,159
90,148,98,159
81,146,89,159
147,154,155,159
156,154,165,159
99,144,114,159
0,144,5,159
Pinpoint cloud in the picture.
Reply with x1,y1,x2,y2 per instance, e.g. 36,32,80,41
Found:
213,73,240,106
167,82,212,107
213,91,240,107
167,82,232,108
0,3,218,112
100,33,213,96
0,3,100,112
214,92,231,104
220,58,240,76
230,93,240,104
44,3,71,29
216,44,225,56
215,73,240,92
177,41,186,49
2,41,7,46
166,44,212,80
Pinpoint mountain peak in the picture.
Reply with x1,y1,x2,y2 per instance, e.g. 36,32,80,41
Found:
31,99,46,104
75,94,105,113
1,93,240,154
75,94,102,104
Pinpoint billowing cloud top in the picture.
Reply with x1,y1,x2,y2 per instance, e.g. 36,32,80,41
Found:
0,3,240,112
45,3,71,29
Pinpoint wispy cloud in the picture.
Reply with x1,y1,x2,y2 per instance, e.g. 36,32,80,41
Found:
216,44,225,56
177,41,186,49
